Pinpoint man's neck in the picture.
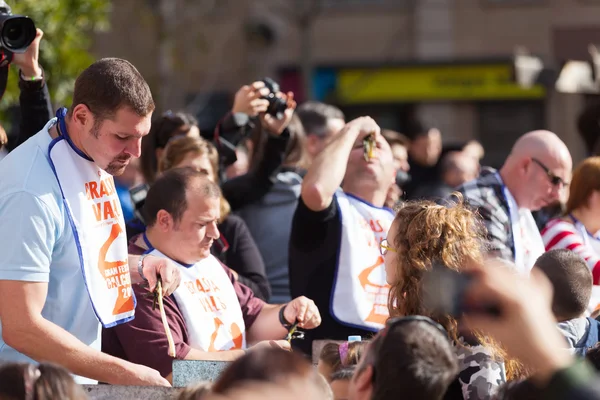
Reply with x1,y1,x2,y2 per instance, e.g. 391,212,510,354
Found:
498,166,521,208
144,229,201,266
341,185,387,208
571,208,600,235
144,229,172,258
55,116,92,159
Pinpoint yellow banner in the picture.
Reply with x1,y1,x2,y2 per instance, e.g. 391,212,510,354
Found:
336,64,545,103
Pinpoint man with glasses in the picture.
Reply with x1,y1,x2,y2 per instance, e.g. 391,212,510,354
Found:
348,316,459,400
457,130,572,273
289,117,396,355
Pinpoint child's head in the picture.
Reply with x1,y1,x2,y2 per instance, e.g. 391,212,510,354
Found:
317,341,365,381
329,368,355,400
534,249,592,321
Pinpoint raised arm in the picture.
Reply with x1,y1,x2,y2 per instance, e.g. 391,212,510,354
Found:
301,117,379,211
12,29,53,147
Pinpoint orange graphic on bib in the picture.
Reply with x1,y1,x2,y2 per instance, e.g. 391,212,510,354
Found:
98,223,134,315
358,256,390,325
208,317,244,351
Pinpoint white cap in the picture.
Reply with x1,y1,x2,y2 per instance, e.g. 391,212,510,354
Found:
347,335,362,342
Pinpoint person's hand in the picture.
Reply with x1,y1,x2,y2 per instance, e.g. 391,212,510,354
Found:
118,363,171,386
12,28,43,78
232,82,270,117
260,91,296,135
461,261,573,383
141,255,182,296
283,296,321,329
230,268,240,281
249,339,291,352
341,116,381,141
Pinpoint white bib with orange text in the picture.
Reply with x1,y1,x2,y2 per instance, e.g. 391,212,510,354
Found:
331,190,394,332
149,249,247,351
47,117,135,328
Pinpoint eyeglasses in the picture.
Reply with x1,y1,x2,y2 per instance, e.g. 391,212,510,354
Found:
379,238,396,256
531,158,568,187
367,316,449,383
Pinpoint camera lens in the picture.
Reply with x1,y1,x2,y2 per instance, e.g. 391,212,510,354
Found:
2,17,35,52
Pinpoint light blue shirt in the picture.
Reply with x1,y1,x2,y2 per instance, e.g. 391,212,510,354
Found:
0,120,100,384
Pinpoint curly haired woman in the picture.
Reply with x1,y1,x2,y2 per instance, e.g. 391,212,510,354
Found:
382,195,523,400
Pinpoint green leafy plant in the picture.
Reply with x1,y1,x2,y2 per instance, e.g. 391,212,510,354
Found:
2,0,111,118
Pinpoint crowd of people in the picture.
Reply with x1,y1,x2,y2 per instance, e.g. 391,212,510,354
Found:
3,20,600,400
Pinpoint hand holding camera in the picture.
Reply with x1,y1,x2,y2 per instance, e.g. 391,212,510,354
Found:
0,1,36,67
232,81,270,117
258,77,296,136
12,28,43,79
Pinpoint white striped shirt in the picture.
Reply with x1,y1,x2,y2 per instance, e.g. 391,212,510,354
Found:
541,218,600,284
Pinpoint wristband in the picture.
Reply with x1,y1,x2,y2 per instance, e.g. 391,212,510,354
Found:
278,303,293,328
19,69,43,82
138,254,149,282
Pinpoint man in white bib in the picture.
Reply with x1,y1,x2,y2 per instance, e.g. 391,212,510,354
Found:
103,168,322,382
0,58,181,386
457,130,572,274
289,116,397,355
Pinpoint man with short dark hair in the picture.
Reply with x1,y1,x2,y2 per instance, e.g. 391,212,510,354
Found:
403,122,443,199
0,58,181,385
103,168,322,382
534,249,600,356
296,101,345,163
349,317,458,400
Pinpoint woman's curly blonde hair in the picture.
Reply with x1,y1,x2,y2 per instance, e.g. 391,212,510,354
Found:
387,194,525,380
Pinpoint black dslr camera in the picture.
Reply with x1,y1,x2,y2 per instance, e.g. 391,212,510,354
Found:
0,1,36,67
260,77,287,119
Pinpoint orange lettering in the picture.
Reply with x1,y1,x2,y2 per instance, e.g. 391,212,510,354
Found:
85,183,91,200
97,223,134,316
89,181,99,199
358,256,390,326
112,199,121,218
198,296,213,312
92,203,102,222
103,201,116,220
369,220,383,233
108,178,117,194
99,180,108,197
196,279,207,293
185,282,196,294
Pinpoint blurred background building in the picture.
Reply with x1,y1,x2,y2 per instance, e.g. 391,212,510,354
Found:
93,0,600,166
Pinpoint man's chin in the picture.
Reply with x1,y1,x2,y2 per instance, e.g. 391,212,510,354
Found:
105,162,129,176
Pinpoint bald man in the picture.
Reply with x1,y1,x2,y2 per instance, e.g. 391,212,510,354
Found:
457,131,572,273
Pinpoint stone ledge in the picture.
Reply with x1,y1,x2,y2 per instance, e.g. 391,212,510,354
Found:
172,360,230,388
82,385,177,400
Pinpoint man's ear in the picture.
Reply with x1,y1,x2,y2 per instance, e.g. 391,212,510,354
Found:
355,365,374,392
305,134,320,158
71,103,93,130
156,209,173,232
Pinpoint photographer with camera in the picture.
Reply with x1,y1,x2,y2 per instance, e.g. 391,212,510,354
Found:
0,2,53,152
218,79,297,212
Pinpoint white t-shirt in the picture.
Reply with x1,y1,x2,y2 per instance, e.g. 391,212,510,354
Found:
0,123,100,384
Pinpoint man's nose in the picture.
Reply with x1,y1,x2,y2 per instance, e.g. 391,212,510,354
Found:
208,221,221,240
126,138,143,158
548,183,562,200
